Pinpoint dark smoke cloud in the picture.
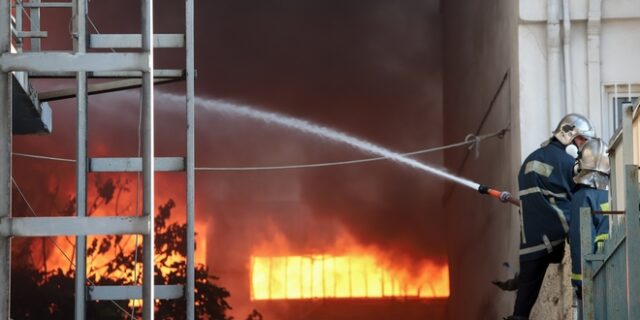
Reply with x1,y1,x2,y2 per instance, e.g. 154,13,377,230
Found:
191,0,445,256
16,0,445,318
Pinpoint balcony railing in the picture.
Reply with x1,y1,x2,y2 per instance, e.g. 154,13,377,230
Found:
581,100,640,319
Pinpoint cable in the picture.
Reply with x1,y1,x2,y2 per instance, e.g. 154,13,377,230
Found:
86,15,117,53
12,152,76,163
195,129,507,171
11,177,135,319
12,128,507,172
443,70,511,205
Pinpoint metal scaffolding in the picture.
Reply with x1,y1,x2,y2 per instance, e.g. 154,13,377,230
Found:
0,0,196,319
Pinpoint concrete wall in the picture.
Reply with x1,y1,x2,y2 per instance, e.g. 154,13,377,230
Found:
519,0,640,151
442,1,519,319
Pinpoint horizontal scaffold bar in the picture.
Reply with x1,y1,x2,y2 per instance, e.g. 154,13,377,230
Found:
89,34,185,49
0,216,150,237
28,69,184,79
15,31,48,38
0,52,150,73
39,78,180,102
90,157,185,172
88,285,184,301
21,2,73,8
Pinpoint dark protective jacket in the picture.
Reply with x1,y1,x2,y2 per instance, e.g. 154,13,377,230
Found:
569,186,609,287
518,138,576,262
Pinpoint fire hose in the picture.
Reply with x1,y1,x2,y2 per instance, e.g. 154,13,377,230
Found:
477,184,520,207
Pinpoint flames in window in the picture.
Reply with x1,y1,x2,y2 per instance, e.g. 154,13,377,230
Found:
251,254,449,300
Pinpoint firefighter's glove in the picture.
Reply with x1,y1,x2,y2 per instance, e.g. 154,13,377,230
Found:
596,240,605,254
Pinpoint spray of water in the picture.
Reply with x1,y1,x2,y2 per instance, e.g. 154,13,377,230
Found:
158,92,480,191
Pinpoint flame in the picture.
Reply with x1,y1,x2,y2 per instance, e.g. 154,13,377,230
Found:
34,173,207,281
251,255,449,300
250,230,449,300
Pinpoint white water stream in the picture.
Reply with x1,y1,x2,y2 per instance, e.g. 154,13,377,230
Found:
159,92,481,191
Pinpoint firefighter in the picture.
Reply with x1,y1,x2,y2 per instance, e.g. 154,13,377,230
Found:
569,138,610,318
505,113,595,320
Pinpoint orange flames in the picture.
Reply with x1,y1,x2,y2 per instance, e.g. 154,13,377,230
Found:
33,173,208,280
250,232,449,301
251,255,449,300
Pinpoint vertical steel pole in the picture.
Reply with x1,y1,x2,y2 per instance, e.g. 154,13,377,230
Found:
0,0,12,317
30,0,41,51
624,164,640,319
74,0,88,319
141,0,155,318
580,207,595,320
185,0,195,318
623,105,640,320
15,0,22,52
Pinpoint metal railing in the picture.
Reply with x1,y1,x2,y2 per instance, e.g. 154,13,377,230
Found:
580,101,640,319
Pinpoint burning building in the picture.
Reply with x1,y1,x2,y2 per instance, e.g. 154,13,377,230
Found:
3,0,640,319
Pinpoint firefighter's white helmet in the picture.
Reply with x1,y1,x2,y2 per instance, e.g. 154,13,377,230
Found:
574,138,610,189
577,138,610,174
552,113,596,145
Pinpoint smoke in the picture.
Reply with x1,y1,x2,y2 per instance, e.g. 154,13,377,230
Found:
15,0,445,318
188,0,446,259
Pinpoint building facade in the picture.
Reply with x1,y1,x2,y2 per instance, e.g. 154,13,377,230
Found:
445,0,640,319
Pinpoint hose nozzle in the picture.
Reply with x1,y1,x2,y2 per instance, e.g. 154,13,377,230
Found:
478,184,520,207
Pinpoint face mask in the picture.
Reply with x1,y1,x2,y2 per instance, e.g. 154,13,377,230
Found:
565,144,579,159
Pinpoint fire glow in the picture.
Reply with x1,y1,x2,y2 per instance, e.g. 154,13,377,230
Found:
31,173,208,279
250,254,449,300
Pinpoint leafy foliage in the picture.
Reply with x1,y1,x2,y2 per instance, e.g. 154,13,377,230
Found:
10,177,258,319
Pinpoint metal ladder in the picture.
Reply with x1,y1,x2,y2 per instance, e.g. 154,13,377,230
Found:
0,0,196,319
